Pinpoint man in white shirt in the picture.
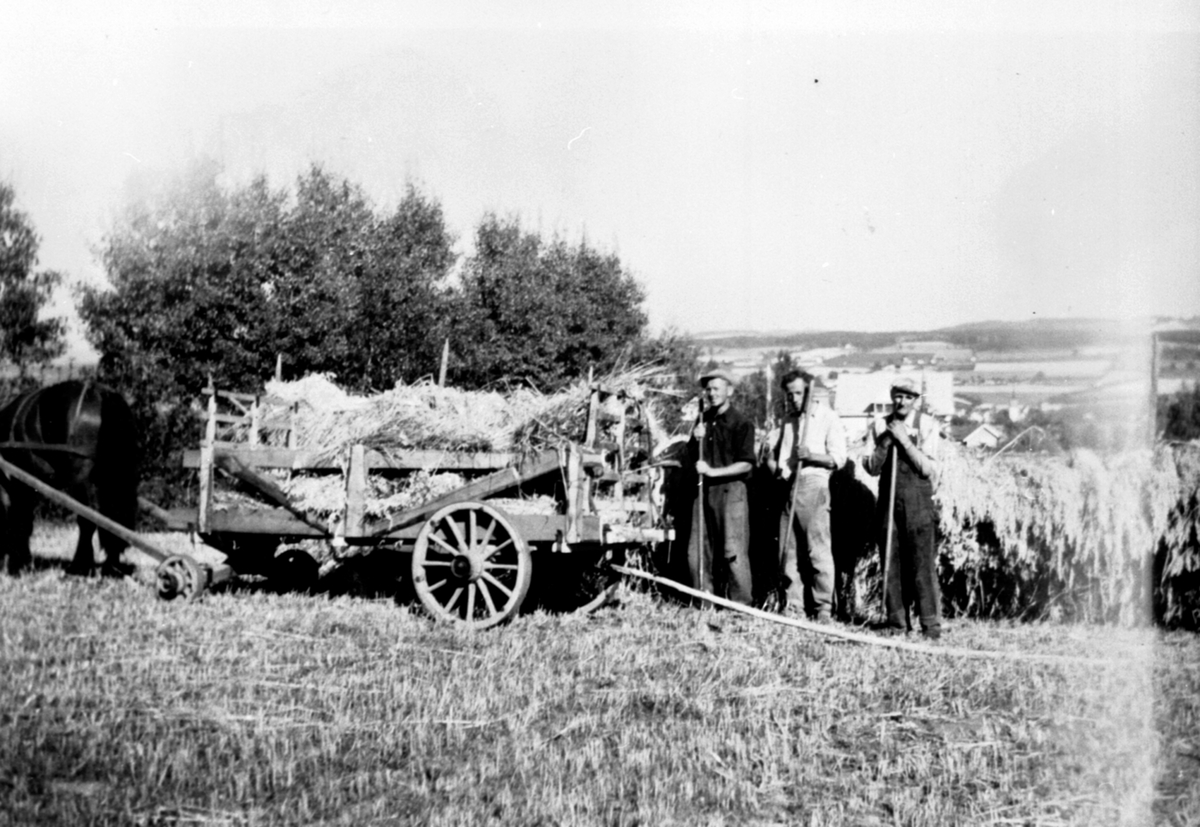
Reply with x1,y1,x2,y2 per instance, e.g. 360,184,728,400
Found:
862,375,943,639
766,370,847,622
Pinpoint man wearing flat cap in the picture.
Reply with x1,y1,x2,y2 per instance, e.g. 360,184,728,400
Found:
862,374,944,639
686,368,755,605
766,370,847,622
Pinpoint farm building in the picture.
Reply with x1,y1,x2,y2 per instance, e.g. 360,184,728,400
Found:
962,423,1006,450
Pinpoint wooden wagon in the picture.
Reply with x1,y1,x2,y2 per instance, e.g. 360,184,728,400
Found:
156,378,673,627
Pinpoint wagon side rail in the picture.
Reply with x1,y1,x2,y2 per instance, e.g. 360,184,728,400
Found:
363,450,563,538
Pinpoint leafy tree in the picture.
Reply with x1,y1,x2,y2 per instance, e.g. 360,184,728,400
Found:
736,350,798,430
0,182,65,384
450,214,648,390
78,161,456,499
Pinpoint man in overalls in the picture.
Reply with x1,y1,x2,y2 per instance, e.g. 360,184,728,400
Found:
862,375,943,639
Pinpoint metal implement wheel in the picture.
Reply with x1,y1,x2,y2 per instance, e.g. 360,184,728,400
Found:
156,554,206,601
412,501,532,628
571,547,623,614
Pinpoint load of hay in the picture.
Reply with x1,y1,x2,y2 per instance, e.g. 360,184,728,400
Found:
216,366,676,523
256,367,671,459
932,442,1200,627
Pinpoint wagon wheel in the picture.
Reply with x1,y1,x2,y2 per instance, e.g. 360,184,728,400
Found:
412,501,532,628
156,554,206,601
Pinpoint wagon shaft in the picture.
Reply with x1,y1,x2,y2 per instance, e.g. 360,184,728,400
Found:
0,454,169,563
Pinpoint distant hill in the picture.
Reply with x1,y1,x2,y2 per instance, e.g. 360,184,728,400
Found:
694,330,914,352
694,317,1196,354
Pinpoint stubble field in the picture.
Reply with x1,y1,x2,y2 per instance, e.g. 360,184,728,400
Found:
2,525,1198,826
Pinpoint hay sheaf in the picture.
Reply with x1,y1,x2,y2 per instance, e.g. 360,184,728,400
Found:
935,442,1200,625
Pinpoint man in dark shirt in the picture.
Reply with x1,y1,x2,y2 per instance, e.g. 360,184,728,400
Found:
687,369,756,605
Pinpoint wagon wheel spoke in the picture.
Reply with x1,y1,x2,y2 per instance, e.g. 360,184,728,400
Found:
474,517,497,552
444,586,465,612
428,577,450,592
477,578,500,617
430,532,463,557
466,582,477,620
481,571,514,599
481,537,513,562
442,515,468,551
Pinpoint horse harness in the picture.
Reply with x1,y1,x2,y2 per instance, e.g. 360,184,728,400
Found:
0,381,99,460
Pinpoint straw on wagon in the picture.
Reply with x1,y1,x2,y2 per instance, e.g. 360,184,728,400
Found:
257,365,671,459
217,366,676,519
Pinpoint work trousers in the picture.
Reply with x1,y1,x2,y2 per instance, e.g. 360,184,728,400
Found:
778,476,834,619
688,479,753,605
879,457,941,633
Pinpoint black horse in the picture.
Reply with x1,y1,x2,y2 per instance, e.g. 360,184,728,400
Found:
0,380,139,576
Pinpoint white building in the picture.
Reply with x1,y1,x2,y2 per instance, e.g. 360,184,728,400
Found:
963,423,1005,450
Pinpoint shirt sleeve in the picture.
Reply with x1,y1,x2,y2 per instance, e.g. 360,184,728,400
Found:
920,416,942,474
861,417,886,476
825,409,848,470
733,418,757,466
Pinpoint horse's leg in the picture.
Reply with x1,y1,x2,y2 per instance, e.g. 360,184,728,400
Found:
96,483,136,578
68,516,97,576
98,525,134,577
4,488,35,575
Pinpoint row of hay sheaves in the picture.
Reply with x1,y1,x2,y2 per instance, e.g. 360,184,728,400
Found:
934,441,1200,625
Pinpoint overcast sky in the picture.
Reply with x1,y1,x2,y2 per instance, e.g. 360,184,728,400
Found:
2,2,1198,358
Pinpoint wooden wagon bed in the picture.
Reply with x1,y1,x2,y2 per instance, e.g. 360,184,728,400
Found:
156,380,672,627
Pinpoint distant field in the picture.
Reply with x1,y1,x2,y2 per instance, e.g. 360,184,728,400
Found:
972,360,1112,378
956,382,1090,405
2,524,1198,825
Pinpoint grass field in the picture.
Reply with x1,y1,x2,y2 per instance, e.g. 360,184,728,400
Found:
2,525,1198,826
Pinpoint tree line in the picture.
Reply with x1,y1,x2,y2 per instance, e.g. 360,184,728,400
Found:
0,164,697,500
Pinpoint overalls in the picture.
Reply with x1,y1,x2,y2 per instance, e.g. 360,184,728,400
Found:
878,413,941,634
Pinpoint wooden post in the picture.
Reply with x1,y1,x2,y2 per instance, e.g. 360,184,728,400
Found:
695,398,706,591
198,388,217,533
565,444,581,545
438,338,450,387
881,444,897,616
613,401,627,507
344,444,366,537
249,397,261,448
765,356,773,429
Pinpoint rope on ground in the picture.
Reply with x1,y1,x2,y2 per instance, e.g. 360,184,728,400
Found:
610,564,1118,666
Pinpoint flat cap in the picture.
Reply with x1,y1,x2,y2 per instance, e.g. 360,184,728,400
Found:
890,375,920,395
698,368,736,386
